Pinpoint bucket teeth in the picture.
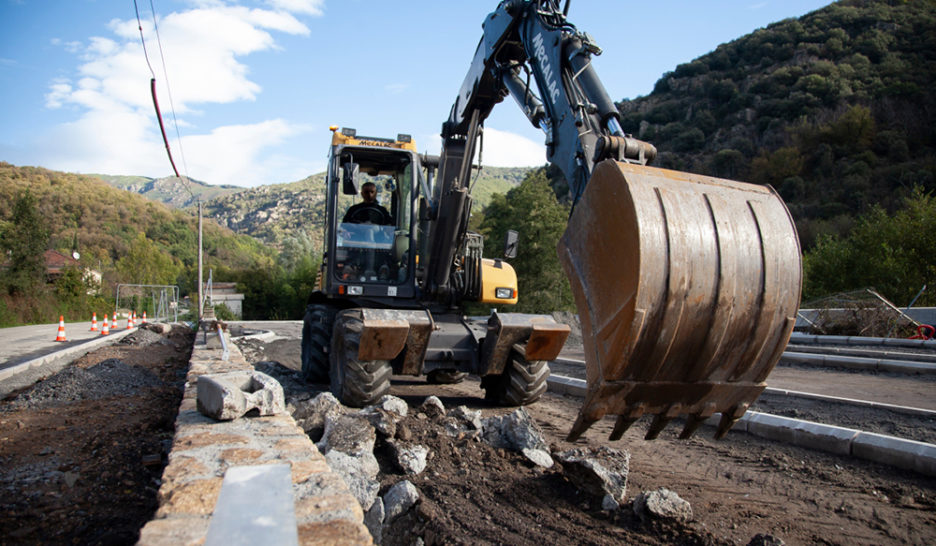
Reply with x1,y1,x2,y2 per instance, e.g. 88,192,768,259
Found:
609,415,638,441
566,415,597,442
644,414,672,440
678,414,708,439
714,404,749,439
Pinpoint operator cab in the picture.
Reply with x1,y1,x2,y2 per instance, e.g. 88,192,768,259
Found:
324,127,418,302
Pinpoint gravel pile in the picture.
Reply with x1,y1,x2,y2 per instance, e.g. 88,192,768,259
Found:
119,328,168,347
5,358,163,410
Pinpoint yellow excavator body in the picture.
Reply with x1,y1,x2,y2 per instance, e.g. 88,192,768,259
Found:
559,160,802,441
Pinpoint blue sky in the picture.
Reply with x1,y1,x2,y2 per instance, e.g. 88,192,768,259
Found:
0,0,833,187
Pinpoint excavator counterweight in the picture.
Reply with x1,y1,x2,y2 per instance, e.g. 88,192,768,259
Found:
559,160,802,440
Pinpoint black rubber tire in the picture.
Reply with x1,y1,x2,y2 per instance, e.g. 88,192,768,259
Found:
481,345,549,406
330,309,392,407
426,369,468,384
301,304,335,383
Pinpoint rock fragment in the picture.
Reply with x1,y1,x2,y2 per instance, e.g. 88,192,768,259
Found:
390,441,430,475
419,396,446,418
556,446,630,504
196,371,286,421
633,488,692,522
481,407,553,466
384,480,420,522
364,497,385,544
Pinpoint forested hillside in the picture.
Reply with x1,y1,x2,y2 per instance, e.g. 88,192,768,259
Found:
616,0,935,249
0,163,276,323
94,173,242,209
100,166,530,249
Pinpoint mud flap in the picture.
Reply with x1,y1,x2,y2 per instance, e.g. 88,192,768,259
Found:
559,160,801,441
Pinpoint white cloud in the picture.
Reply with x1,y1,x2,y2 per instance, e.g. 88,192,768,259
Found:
419,128,546,168
39,3,318,186
267,0,325,16
180,119,317,186
477,128,546,167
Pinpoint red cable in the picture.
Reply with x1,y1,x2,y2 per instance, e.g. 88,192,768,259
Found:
150,77,181,179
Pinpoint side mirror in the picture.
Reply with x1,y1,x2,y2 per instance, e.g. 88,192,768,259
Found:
342,162,360,195
504,230,518,259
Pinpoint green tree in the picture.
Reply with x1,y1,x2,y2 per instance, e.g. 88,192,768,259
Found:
0,190,50,295
116,232,181,285
803,187,936,305
479,169,574,313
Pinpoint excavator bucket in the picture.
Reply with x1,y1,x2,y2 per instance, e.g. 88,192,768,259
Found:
559,160,801,441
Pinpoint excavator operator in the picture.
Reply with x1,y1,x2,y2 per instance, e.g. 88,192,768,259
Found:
343,182,393,225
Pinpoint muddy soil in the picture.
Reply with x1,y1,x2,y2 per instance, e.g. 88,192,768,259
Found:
240,335,936,545
0,325,192,545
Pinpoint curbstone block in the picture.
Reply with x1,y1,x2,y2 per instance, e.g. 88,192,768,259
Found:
851,432,936,477
196,371,286,421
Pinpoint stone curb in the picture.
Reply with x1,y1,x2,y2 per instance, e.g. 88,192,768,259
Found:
546,373,936,477
780,351,936,375
139,329,372,545
789,333,936,349
0,327,135,382
763,387,936,418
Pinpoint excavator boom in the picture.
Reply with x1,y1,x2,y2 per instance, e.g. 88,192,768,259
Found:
438,0,802,439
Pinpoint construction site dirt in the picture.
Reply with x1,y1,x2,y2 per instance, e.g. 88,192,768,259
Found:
0,324,933,545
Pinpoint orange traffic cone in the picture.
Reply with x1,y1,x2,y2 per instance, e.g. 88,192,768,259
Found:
111,313,118,331
90,312,98,332
101,314,110,335
141,311,147,324
127,312,134,330
54,316,67,342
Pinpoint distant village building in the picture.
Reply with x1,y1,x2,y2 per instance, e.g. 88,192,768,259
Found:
44,250,102,294
207,282,245,319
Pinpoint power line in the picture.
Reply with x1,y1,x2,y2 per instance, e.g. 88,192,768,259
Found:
132,0,194,200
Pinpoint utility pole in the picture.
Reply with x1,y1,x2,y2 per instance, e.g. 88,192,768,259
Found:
197,200,203,321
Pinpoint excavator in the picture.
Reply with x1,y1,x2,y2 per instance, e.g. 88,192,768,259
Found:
302,0,802,442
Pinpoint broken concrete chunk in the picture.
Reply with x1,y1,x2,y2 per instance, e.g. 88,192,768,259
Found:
292,391,344,440
556,446,630,504
521,447,554,468
481,407,549,453
390,441,430,475
196,371,286,421
371,395,409,418
325,450,380,511
364,497,385,545
747,534,785,546
419,396,445,418
448,405,482,430
633,488,692,522
383,480,419,522
317,414,376,458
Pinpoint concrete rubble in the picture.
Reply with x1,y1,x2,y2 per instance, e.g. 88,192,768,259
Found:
633,487,693,522
556,446,630,509
388,441,429,475
383,480,420,523
318,414,380,510
196,370,286,421
481,407,554,468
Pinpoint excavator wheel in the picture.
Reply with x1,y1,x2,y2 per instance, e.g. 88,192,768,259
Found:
427,370,469,384
330,309,392,407
301,304,335,383
482,344,549,406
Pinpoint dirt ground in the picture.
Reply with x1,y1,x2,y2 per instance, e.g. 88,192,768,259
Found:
242,336,936,546
0,325,192,545
1,327,934,545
